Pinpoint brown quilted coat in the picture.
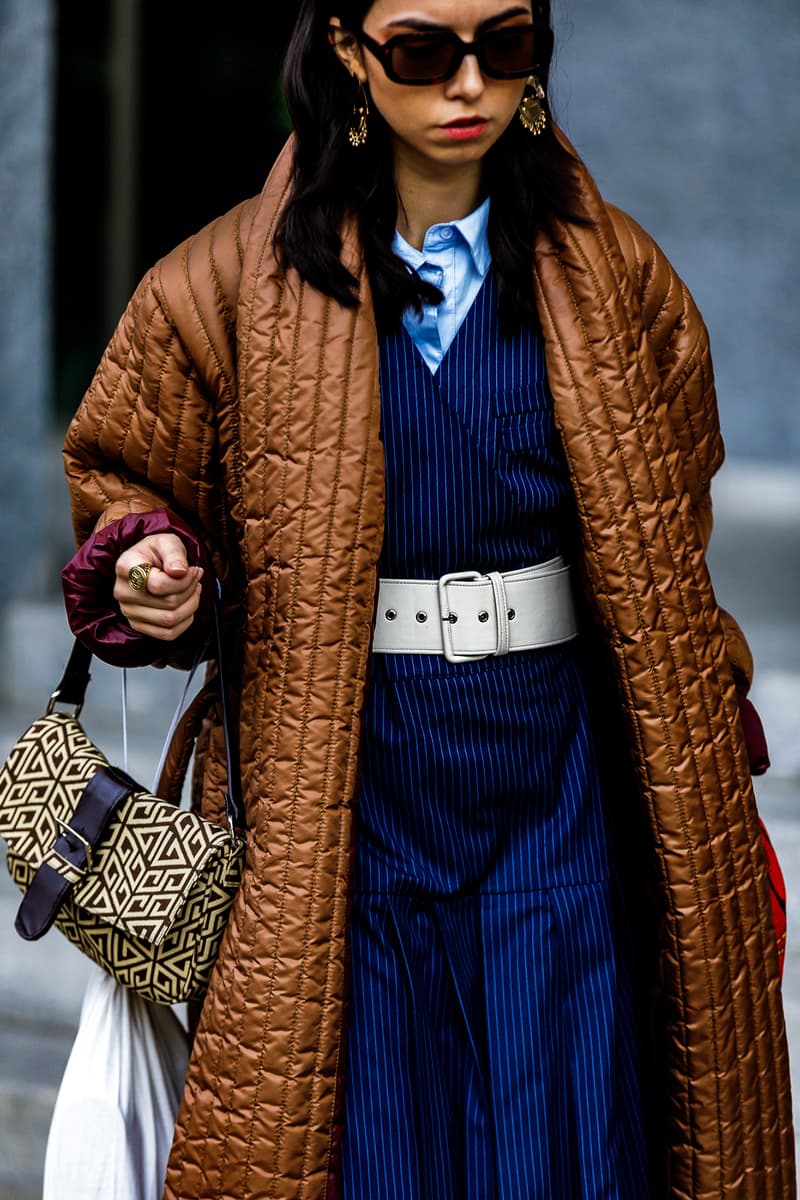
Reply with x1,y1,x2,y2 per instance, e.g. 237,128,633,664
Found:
63,138,795,1198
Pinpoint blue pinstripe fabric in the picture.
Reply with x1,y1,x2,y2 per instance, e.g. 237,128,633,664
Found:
341,272,648,1198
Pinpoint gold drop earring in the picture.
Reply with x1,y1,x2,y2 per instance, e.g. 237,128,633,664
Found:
348,78,370,148
518,75,547,136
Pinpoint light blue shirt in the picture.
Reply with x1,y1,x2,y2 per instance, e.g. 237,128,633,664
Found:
392,197,491,373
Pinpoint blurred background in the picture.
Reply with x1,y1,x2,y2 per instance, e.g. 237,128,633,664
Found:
1,0,798,1195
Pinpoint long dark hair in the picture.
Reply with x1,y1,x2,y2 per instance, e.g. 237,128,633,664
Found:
276,0,587,333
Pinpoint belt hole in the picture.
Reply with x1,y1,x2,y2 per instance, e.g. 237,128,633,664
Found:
385,608,398,622
508,608,516,621
416,610,428,623
478,610,489,623
444,612,458,624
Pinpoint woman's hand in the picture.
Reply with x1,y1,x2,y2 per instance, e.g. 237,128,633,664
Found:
113,533,203,641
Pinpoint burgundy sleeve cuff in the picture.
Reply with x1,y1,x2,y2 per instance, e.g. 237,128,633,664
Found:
61,509,214,668
733,668,771,776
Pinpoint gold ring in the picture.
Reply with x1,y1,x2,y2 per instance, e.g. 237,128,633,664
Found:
127,562,153,592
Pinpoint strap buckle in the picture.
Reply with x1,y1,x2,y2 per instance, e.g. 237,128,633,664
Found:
437,570,486,663
53,815,94,873
46,691,83,719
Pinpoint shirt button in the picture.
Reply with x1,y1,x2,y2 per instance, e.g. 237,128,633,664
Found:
440,227,454,241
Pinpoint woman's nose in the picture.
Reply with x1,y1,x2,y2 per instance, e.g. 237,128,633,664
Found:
444,51,485,101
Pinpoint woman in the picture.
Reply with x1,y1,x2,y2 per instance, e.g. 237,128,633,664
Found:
61,1,794,1197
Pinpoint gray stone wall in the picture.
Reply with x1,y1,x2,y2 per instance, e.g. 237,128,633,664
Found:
0,0,53,601
551,0,800,462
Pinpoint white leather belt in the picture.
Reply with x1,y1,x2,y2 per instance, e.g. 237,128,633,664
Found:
372,557,578,663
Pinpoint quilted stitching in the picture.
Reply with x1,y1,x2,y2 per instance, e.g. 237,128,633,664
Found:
61,136,794,1198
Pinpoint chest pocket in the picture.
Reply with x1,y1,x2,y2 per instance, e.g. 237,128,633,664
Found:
492,385,568,512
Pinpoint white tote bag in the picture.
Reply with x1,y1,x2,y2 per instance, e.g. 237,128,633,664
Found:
43,965,189,1200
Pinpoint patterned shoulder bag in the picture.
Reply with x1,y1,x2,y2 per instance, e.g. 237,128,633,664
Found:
0,588,245,1004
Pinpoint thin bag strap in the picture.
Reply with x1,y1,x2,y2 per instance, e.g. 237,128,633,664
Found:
50,580,244,834
150,651,204,792
211,580,240,835
154,682,218,807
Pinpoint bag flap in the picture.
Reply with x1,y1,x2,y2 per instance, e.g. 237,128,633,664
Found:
0,713,237,946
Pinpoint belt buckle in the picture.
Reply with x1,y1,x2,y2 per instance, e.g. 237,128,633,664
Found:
437,569,487,664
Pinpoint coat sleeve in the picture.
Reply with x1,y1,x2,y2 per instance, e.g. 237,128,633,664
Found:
61,199,254,666
608,204,769,770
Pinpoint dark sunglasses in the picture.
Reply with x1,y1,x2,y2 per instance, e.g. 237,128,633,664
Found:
355,23,550,86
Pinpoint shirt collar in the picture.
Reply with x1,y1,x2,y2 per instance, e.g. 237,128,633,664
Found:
393,195,491,277
454,195,491,276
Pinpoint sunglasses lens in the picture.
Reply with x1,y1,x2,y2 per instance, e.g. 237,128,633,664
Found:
390,35,458,82
481,27,538,77
381,25,545,84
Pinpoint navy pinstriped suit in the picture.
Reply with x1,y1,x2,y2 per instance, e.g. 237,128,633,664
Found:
340,270,649,1198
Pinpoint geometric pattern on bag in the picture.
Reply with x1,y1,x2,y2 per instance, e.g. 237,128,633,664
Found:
0,712,244,1005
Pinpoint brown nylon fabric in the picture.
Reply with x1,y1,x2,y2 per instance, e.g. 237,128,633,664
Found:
532,165,793,1197
63,137,794,1198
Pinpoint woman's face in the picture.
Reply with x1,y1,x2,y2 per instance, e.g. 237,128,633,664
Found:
330,1,535,177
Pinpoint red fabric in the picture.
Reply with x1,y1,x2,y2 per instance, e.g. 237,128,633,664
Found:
733,671,771,776
759,819,788,980
731,669,784,977
61,508,213,668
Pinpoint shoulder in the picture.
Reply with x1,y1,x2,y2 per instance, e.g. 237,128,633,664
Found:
604,203,723,485
605,203,659,286
606,205,693,331
545,134,724,485
143,141,296,374
152,195,261,340
125,194,261,400
604,203,711,400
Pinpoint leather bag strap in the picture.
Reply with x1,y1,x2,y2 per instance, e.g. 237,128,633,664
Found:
15,765,138,941
48,638,92,714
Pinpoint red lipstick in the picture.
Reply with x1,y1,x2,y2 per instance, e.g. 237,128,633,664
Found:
440,116,489,140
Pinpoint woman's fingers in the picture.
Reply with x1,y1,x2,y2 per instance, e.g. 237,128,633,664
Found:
115,533,193,588
118,582,202,640
113,532,204,640
122,584,202,623
114,569,201,610
123,596,202,640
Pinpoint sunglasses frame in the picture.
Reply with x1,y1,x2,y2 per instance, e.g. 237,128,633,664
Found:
355,23,551,87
